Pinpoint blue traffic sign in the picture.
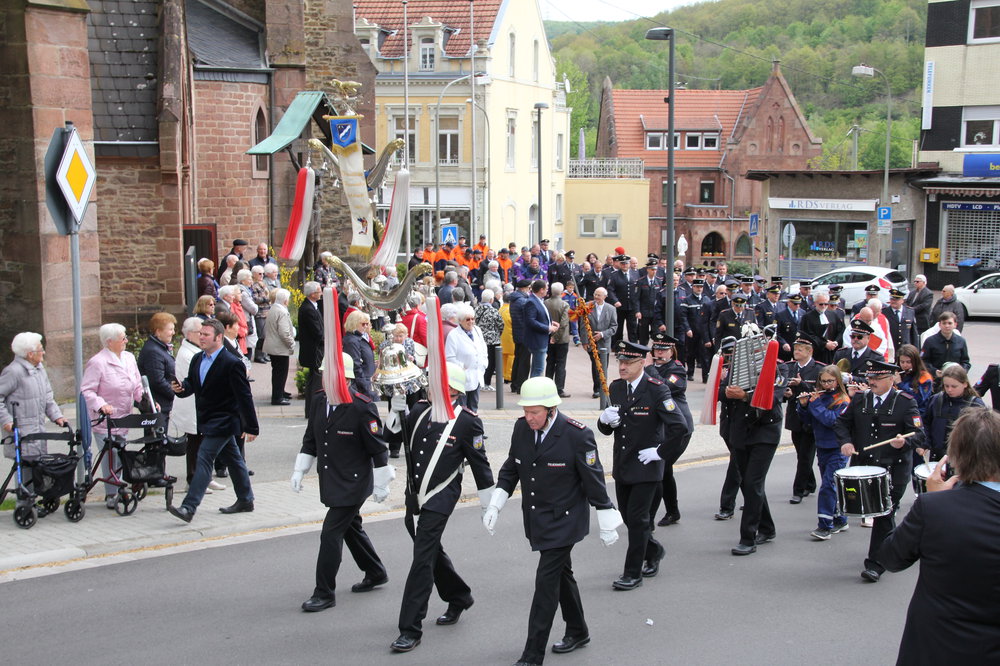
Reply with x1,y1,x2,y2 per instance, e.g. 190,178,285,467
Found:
877,206,892,221
441,224,458,245
748,213,759,237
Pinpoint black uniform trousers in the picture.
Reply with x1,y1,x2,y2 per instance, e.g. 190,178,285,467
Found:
269,354,289,403
719,435,742,513
398,508,473,638
866,461,910,574
612,308,638,346
304,365,322,419
658,434,691,516
734,443,777,546
313,504,385,600
615,481,662,578
545,342,569,393
637,316,654,346
512,342,531,392
790,430,817,496
686,333,712,380
520,544,588,664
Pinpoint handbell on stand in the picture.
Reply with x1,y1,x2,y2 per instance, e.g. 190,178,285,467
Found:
372,343,427,397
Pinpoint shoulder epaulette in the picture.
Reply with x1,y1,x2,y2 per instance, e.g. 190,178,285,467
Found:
565,417,586,429
461,405,478,416
353,391,372,403
647,377,663,386
897,390,914,400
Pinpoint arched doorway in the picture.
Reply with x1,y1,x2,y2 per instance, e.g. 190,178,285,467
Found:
701,232,725,260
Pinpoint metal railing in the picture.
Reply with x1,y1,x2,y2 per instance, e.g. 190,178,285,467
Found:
567,158,644,179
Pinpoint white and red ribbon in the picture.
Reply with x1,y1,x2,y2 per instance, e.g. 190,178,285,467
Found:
424,296,455,423
279,166,314,262
371,167,409,270
322,287,352,406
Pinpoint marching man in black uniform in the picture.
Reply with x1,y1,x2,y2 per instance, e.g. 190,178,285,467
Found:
683,278,714,382
606,254,638,346
390,362,496,653
783,334,823,504
775,294,805,361
648,333,693,526
597,341,691,589
291,353,395,612
834,359,925,582
483,376,622,666
635,259,662,345
714,293,751,348
833,319,882,383
755,284,784,329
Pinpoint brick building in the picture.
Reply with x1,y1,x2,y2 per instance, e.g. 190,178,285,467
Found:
0,0,374,395
595,62,822,267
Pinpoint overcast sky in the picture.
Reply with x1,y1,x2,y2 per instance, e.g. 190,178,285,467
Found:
540,0,698,23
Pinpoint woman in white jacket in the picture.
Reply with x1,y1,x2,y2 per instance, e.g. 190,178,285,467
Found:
445,302,488,412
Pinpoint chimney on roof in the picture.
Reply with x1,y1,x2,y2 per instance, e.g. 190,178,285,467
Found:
771,59,781,75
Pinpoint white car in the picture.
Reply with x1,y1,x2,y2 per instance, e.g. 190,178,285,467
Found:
788,265,909,307
955,273,1000,317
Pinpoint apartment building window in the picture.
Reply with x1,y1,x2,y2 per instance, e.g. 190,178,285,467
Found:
555,133,564,170
420,38,435,71
703,133,720,149
508,33,516,77
438,117,459,164
579,215,619,237
602,216,620,237
646,132,663,150
970,0,1000,42
555,193,563,223
579,215,596,237
531,117,539,168
394,116,416,163
686,133,703,149
661,180,676,206
506,112,517,169
699,181,716,204
964,106,1000,147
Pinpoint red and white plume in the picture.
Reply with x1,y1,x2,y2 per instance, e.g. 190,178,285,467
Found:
279,165,315,262
699,352,723,426
424,295,455,423
371,168,409,269
322,286,352,406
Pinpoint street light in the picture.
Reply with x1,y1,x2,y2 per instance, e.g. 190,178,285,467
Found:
645,26,675,334
852,63,891,214
534,102,548,247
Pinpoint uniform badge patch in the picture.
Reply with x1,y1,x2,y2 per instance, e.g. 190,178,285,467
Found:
368,420,379,434
668,375,678,384
912,416,922,428
472,435,484,450
586,450,597,466
663,399,676,412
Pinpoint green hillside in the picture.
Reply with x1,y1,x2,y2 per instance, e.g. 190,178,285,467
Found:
547,0,926,169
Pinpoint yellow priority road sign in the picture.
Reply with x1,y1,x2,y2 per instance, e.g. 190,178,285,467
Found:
55,128,96,224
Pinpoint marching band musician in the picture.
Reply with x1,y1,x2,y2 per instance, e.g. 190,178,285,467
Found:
713,338,743,521
390,362,495,653
597,341,691,588
714,293,751,348
833,319,882,383
783,334,823,505
834,359,925,582
648,332,693,527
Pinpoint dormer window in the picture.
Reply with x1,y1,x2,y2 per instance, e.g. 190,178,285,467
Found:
420,37,435,71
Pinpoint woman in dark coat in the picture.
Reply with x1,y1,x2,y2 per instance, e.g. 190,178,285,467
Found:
342,310,377,399
879,407,1000,665
196,258,219,300
136,312,177,423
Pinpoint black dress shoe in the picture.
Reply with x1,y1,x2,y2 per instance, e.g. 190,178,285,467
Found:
351,575,388,593
390,635,421,652
436,599,472,625
513,661,541,666
301,596,335,612
216,468,229,478
389,451,400,459
558,392,572,398
219,500,254,514
591,392,600,399
167,504,193,523
714,509,734,520
861,568,881,583
248,470,255,476
612,575,643,590
789,495,803,504
551,635,590,654
754,532,776,545
283,391,292,399
657,512,680,526
271,398,291,406
641,560,660,578
731,543,756,556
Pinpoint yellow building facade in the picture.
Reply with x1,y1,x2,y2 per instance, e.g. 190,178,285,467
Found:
562,174,651,260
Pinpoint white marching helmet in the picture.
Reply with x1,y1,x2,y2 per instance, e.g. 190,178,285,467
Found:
446,362,466,393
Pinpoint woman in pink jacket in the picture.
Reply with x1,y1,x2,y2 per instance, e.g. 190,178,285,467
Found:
81,323,145,509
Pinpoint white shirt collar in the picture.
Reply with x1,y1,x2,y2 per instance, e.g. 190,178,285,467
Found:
537,409,559,442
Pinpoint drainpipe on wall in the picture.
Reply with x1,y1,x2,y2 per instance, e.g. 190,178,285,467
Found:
723,170,736,260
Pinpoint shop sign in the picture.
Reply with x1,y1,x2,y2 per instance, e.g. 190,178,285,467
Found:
962,154,1000,178
768,198,877,212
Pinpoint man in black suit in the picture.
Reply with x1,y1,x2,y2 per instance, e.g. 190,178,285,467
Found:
775,294,805,361
800,292,844,365
783,335,822,504
483,377,622,665
755,285,784,329
882,288,919,350
904,274,934,334
682,279,713,382
677,268,696,298
606,254,638,345
635,260,662,345
292,353,395,613
168,319,258,522
714,294,751,348
298,281,325,418
833,319,883,383
851,284,881,316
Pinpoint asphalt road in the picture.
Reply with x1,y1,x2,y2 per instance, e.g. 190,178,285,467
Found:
0,452,918,665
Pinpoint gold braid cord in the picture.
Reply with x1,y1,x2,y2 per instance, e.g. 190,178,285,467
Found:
571,301,609,396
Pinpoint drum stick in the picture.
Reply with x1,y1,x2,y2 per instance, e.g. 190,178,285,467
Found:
862,431,919,451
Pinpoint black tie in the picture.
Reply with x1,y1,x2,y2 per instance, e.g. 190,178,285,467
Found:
627,383,633,401
874,395,882,410
854,351,859,361
535,430,542,447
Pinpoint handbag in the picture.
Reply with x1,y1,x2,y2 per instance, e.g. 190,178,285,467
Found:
409,315,428,368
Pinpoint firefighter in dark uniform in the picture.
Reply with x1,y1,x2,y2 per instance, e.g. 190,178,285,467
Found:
714,338,743,520
606,254,639,346
775,293,805,361
974,363,1000,412
755,284,784,329
648,332,693,526
390,363,496,653
681,278,714,382
714,293,751,348
851,284,882,316
721,347,789,555
736,276,761,308
833,319,883,384
783,334,823,504
834,359,925,582
597,341,691,589
483,376,622,665
651,280,689,363
828,285,847,317
635,259,663,346
291,353,395,612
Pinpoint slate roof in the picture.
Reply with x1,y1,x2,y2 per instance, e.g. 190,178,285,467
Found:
87,0,160,146
609,88,763,169
186,0,266,70
354,0,504,58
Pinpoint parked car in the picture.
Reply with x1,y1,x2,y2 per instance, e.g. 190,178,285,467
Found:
788,265,909,306
955,273,1000,317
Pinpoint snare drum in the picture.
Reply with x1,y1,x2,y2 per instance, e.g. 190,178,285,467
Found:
912,462,939,495
835,466,892,518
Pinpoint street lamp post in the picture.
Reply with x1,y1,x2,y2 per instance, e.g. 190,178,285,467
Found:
534,102,548,247
645,26,675,334
852,64,891,248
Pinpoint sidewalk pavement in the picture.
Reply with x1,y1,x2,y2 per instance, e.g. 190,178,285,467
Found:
0,342,749,575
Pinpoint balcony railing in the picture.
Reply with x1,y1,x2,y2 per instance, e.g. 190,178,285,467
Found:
568,158,644,179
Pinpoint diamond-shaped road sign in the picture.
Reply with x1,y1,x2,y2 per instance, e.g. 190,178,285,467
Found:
55,127,96,225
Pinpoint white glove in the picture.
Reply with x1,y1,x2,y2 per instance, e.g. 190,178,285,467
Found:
482,487,510,535
372,465,396,503
597,508,623,547
390,393,408,412
478,485,496,516
290,453,316,493
599,406,621,427
385,409,401,434
638,447,662,465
